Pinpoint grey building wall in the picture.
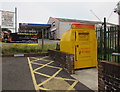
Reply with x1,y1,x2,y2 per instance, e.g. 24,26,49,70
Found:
59,22,80,39
59,22,72,39
47,17,80,39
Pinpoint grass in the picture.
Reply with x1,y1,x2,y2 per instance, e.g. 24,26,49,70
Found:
1,43,56,55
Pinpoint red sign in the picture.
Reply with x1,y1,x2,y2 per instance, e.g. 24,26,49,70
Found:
72,24,95,29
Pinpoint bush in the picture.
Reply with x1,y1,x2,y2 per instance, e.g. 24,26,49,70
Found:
2,43,56,55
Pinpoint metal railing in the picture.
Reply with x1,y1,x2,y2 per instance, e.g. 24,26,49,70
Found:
96,18,120,63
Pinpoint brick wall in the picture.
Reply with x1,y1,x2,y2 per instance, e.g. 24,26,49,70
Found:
98,61,120,91
48,50,74,74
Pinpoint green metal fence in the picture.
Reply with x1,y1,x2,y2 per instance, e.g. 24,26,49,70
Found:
96,18,120,63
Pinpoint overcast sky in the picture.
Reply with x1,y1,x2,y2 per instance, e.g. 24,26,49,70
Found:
0,0,120,27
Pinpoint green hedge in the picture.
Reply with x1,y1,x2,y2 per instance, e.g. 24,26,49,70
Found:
2,43,56,55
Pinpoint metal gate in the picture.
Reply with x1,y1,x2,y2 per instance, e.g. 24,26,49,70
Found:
96,19,120,63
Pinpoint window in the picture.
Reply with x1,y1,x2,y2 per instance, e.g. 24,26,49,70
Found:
52,21,55,26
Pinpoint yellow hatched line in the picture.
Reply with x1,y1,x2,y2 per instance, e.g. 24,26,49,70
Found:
31,58,49,63
31,56,49,60
31,58,41,62
34,71,78,90
38,68,62,87
31,58,76,81
46,64,62,69
39,87,50,90
33,59,50,62
32,62,62,70
41,59,50,61
28,56,78,90
34,71,76,82
30,57,39,60
55,77,77,81
34,71,51,78
33,61,54,72
30,56,49,62
31,62,44,66
31,57,77,81
27,57,39,92
67,80,78,90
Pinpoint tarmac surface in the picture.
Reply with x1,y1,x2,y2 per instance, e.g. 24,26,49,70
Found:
2,57,35,91
2,56,93,92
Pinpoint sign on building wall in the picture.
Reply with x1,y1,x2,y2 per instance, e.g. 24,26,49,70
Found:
1,11,14,28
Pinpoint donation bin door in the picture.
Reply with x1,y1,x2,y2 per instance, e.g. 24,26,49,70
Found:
74,31,93,69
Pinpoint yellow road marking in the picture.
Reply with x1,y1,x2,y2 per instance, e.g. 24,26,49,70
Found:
39,87,50,90
33,61,54,72
31,62,44,66
34,71,51,78
31,56,49,60
31,56,49,62
38,68,62,87
45,64,62,69
55,77,78,81
37,72,79,81
27,57,39,92
41,59,50,61
68,80,78,90
28,56,78,91
34,71,77,81
31,59,41,62
32,62,62,70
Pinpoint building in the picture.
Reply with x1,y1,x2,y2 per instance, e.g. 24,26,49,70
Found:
47,17,115,40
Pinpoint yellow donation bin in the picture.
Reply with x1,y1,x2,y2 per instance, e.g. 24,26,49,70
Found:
60,24,97,69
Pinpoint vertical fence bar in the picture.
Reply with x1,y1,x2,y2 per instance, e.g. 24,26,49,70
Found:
100,27,103,60
108,27,110,61
96,27,99,60
110,27,112,61
117,26,119,62
118,25,120,63
104,17,107,60
98,24,119,63
42,29,44,51
115,26,117,61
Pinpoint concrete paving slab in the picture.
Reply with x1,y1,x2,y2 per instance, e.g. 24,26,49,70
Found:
71,68,98,91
